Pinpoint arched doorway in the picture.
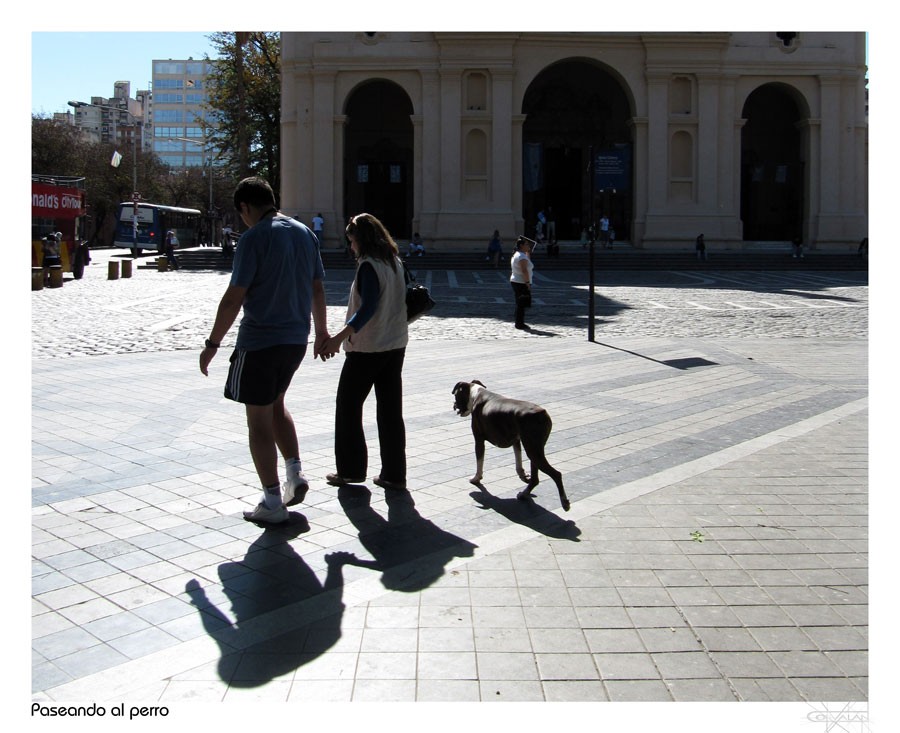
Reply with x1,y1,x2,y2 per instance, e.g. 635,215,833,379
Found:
344,81,414,240
522,59,633,242
741,84,806,242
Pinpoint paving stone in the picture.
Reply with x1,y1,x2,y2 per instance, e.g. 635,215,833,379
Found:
31,260,868,706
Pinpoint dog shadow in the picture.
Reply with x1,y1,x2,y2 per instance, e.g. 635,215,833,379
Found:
331,486,477,592
469,484,580,541
183,513,348,687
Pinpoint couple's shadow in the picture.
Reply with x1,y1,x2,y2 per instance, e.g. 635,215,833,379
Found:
184,515,348,688
332,485,477,591
183,490,477,687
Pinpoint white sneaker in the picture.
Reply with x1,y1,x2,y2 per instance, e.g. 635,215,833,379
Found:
242,502,288,524
283,473,309,507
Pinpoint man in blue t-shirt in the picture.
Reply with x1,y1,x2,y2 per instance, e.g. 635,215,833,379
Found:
200,177,334,524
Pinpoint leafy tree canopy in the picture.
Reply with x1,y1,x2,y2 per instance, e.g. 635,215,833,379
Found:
204,32,281,199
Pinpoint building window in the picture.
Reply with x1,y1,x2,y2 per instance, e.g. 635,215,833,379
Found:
670,76,693,116
465,72,488,111
669,130,694,202
154,79,185,90
154,62,185,75
463,128,489,201
154,110,184,123
465,129,488,177
155,126,185,138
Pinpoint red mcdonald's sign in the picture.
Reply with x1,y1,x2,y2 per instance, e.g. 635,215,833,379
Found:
32,182,86,219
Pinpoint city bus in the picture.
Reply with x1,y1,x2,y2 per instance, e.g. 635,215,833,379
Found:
114,202,202,256
32,175,88,277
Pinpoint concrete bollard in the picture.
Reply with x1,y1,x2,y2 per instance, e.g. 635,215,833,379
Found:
32,267,44,291
108,261,119,280
157,257,168,272
121,259,133,278
49,265,64,288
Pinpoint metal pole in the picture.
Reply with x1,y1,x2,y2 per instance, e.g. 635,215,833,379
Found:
588,146,596,343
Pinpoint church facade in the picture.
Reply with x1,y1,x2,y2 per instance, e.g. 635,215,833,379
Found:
280,32,867,251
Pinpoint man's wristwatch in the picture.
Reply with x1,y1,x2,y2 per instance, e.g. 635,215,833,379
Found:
205,339,220,350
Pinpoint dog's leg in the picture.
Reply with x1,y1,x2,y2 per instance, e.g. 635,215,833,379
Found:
542,461,570,512
470,437,486,485
513,441,530,483
516,456,540,502
518,442,570,512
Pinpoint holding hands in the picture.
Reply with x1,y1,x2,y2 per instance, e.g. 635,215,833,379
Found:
318,326,353,361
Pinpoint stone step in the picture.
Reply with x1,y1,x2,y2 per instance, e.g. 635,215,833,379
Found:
135,246,868,272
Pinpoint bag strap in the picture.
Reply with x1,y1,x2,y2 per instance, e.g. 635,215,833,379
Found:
402,260,416,285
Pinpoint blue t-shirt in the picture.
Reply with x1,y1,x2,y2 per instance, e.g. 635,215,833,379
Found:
230,215,326,350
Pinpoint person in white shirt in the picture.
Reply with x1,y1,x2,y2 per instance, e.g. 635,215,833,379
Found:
510,236,534,330
312,212,324,241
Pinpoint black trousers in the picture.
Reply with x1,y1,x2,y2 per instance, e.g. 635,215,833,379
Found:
511,282,530,327
335,348,406,481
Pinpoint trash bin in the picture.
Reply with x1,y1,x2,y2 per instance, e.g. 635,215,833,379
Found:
49,264,63,288
157,257,168,272
108,261,119,280
32,267,44,291
121,259,133,278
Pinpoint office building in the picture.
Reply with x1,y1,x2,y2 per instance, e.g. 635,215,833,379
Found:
150,58,215,170
68,81,150,153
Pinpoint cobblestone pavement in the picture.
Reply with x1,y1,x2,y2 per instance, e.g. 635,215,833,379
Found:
30,250,871,727
32,250,867,359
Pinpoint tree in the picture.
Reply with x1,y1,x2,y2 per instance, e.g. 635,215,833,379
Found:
32,115,197,245
205,32,281,199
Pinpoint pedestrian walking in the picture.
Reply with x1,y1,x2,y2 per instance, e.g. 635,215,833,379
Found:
510,236,534,330
486,229,503,268
41,233,62,286
164,230,181,270
312,212,324,241
695,233,707,261
599,214,610,248
199,176,333,524
321,213,409,492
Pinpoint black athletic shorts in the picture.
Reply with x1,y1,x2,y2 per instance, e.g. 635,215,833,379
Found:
224,343,307,406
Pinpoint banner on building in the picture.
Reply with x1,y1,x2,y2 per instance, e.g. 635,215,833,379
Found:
593,145,632,190
524,143,543,192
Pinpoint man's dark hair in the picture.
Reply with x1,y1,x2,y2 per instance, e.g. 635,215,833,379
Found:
233,176,276,212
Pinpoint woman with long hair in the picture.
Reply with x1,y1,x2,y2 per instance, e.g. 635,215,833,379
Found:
322,213,409,490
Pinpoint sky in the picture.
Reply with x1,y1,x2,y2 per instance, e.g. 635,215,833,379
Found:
31,32,220,116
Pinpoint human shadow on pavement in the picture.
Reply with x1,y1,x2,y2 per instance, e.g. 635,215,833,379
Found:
518,325,559,337
330,486,477,592
469,485,580,541
184,513,348,687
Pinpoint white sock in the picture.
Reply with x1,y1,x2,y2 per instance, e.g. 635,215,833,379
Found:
286,457,302,480
262,483,282,510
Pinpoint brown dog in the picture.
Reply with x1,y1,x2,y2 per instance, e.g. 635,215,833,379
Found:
452,380,569,511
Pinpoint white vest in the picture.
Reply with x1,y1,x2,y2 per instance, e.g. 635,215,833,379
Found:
344,255,409,353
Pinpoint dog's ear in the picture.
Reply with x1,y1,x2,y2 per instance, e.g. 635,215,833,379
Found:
472,380,485,388
452,382,466,395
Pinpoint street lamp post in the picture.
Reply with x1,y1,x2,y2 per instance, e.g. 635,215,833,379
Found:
69,100,141,250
